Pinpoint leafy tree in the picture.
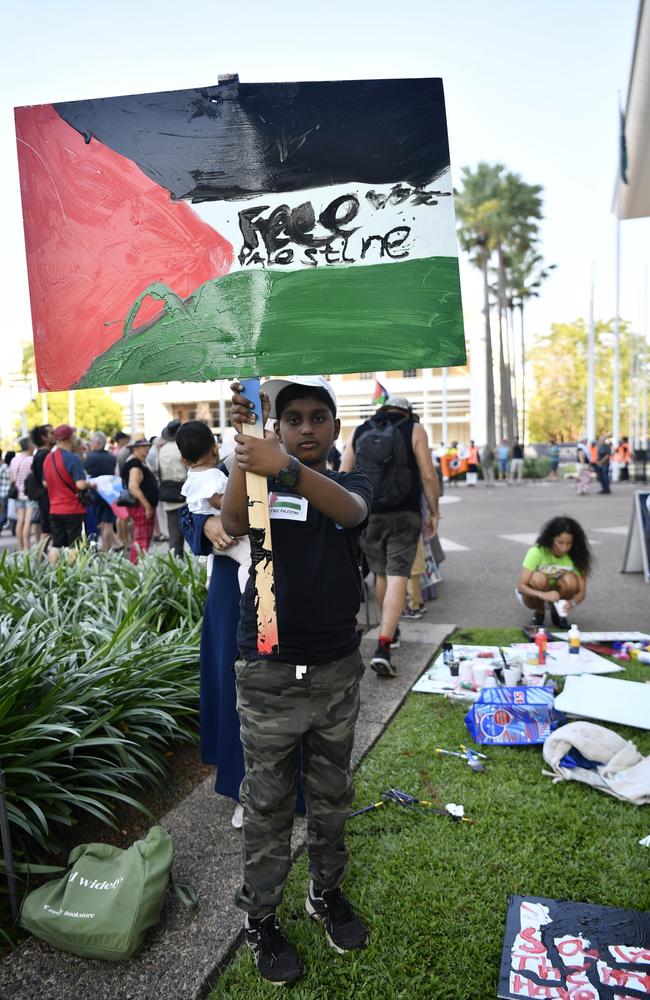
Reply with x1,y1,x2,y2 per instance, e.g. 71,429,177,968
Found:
21,342,35,380
23,390,124,438
527,318,636,441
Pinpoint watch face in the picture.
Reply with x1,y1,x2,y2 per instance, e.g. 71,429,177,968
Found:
276,458,299,487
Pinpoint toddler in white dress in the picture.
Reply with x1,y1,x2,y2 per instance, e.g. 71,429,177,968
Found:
176,421,251,592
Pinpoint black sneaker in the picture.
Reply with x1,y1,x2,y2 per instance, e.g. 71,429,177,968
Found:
371,643,396,677
528,609,545,628
390,627,401,649
549,605,570,630
245,913,304,986
305,882,368,953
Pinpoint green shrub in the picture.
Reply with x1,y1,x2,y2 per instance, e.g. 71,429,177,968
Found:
0,550,205,864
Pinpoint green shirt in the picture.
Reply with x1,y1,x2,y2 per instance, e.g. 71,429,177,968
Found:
522,545,580,578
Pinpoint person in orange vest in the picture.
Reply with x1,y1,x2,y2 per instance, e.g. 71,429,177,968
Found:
466,440,480,487
617,437,631,482
589,441,598,467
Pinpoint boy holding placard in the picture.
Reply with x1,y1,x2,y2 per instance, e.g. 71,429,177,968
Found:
221,376,372,987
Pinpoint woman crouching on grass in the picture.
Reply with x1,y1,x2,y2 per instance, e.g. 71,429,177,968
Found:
517,515,593,630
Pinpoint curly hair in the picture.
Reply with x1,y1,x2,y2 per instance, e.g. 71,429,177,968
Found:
536,515,593,576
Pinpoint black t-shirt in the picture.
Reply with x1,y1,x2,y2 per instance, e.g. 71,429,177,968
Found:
122,457,159,506
86,449,117,477
512,444,524,459
238,469,372,665
31,447,50,493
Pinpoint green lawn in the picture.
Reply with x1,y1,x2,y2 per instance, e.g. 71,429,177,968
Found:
211,628,650,999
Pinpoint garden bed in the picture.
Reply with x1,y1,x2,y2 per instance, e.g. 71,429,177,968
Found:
0,548,206,941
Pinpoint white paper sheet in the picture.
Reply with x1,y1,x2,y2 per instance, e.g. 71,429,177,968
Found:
511,642,623,676
554,675,650,730
412,644,503,693
551,631,650,643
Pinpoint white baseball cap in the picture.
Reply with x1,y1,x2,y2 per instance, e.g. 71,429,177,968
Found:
262,376,337,419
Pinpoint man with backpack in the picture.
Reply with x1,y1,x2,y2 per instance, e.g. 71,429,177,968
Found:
42,425,97,564
341,396,439,677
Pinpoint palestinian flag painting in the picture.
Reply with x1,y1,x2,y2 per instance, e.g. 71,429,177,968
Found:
14,77,466,391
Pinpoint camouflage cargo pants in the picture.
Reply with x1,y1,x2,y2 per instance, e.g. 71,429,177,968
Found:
234,647,365,918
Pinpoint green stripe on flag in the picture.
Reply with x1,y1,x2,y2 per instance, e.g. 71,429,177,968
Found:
77,256,465,387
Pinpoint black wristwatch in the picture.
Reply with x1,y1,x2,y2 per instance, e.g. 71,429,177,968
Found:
271,456,300,488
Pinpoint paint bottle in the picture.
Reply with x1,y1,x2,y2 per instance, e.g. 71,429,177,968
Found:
443,643,454,668
568,624,581,655
629,648,650,665
534,628,547,666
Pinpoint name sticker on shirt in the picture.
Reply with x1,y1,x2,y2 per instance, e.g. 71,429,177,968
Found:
268,492,308,522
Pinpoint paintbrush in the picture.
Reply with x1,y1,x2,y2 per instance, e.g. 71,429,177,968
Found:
436,747,487,773
459,744,487,772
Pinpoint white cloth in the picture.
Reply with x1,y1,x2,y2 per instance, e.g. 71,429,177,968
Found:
183,466,251,590
181,467,228,514
542,721,650,806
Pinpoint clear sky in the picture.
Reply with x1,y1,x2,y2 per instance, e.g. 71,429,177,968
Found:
1,0,647,374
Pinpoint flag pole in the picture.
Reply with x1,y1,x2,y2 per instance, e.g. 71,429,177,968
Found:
613,92,625,471
442,366,448,444
640,266,648,448
613,156,621,455
586,263,595,441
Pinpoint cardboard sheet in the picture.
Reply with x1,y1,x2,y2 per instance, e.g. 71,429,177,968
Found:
499,894,650,999
554,675,650,731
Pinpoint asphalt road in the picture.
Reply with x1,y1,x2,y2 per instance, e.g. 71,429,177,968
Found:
2,476,648,630
428,476,649,630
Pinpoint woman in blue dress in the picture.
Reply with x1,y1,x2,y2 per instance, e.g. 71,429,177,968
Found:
180,501,304,826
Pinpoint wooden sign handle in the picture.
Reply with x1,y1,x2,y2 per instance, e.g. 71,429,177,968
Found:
240,377,279,654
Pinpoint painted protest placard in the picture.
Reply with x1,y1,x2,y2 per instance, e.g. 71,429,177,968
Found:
14,76,465,391
499,895,650,999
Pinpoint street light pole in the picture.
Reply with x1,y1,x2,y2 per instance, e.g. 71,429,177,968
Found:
586,266,595,442
613,170,621,458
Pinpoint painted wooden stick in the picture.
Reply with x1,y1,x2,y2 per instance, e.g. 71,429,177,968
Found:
240,377,279,654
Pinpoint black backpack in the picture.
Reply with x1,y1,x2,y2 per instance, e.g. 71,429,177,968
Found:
23,469,42,501
354,415,412,513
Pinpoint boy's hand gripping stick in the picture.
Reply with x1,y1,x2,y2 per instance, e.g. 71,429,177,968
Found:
240,378,279,655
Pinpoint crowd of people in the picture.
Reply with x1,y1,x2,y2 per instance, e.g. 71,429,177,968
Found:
0,420,200,564
428,434,638,493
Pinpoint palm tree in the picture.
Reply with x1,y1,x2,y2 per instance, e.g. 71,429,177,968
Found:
506,247,556,442
455,163,504,446
491,173,543,442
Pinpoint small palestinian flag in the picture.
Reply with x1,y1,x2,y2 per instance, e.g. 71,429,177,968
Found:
15,77,466,392
373,380,389,406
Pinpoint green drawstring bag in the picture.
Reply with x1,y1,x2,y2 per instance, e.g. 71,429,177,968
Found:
20,826,196,960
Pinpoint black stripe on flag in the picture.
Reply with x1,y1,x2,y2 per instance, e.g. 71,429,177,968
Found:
55,77,450,203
